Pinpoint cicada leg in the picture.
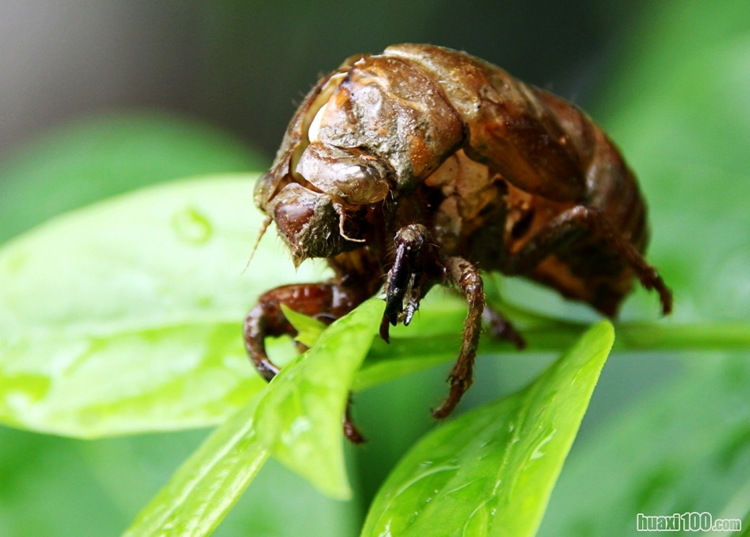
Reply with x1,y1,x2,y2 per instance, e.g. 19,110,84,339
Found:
381,225,524,419
381,223,441,341
504,205,673,316
380,225,479,418
243,282,369,443
482,305,526,349
431,256,486,419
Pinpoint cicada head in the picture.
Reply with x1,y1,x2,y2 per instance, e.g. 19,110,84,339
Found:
254,63,397,266
254,46,469,266
254,144,386,266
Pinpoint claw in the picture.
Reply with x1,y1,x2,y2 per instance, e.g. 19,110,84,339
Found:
403,296,418,326
379,315,391,343
383,224,433,326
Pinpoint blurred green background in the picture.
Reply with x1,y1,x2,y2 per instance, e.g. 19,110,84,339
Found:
1,1,749,536
0,1,637,161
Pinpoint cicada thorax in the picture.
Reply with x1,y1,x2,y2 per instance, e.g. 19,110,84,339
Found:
383,44,591,203
388,45,654,312
419,149,506,257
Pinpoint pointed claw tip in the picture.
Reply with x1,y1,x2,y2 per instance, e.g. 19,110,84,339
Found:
431,405,450,420
379,316,391,343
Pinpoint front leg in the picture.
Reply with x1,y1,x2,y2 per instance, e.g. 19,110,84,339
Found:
244,283,350,380
380,227,514,418
244,282,368,442
381,224,441,341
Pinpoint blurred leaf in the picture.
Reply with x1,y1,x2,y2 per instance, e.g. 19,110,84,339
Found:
0,176,329,437
0,112,267,243
124,397,269,537
361,322,614,537
255,298,385,500
538,357,750,537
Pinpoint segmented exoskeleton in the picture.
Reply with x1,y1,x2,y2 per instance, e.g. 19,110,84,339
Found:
246,44,672,442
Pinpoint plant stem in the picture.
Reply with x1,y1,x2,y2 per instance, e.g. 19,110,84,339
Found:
355,321,750,391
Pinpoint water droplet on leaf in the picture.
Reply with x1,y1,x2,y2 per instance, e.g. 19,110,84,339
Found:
171,206,212,244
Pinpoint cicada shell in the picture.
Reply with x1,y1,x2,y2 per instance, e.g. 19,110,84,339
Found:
246,44,672,441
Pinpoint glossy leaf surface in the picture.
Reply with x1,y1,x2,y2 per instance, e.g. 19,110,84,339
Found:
123,398,268,537
255,298,384,499
0,176,329,437
361,322,614,537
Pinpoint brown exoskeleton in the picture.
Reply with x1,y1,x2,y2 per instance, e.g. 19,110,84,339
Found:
245,44,672,442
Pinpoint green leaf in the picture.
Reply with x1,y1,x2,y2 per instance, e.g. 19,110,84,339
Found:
538,357,750,537
254,297,385,500
0,176,330,437
123,299,384,535
281,304,327,348
0,112,267,244
361,321,614,537
123,397,269,537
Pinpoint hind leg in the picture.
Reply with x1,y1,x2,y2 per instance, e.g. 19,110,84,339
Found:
504,206,673,315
